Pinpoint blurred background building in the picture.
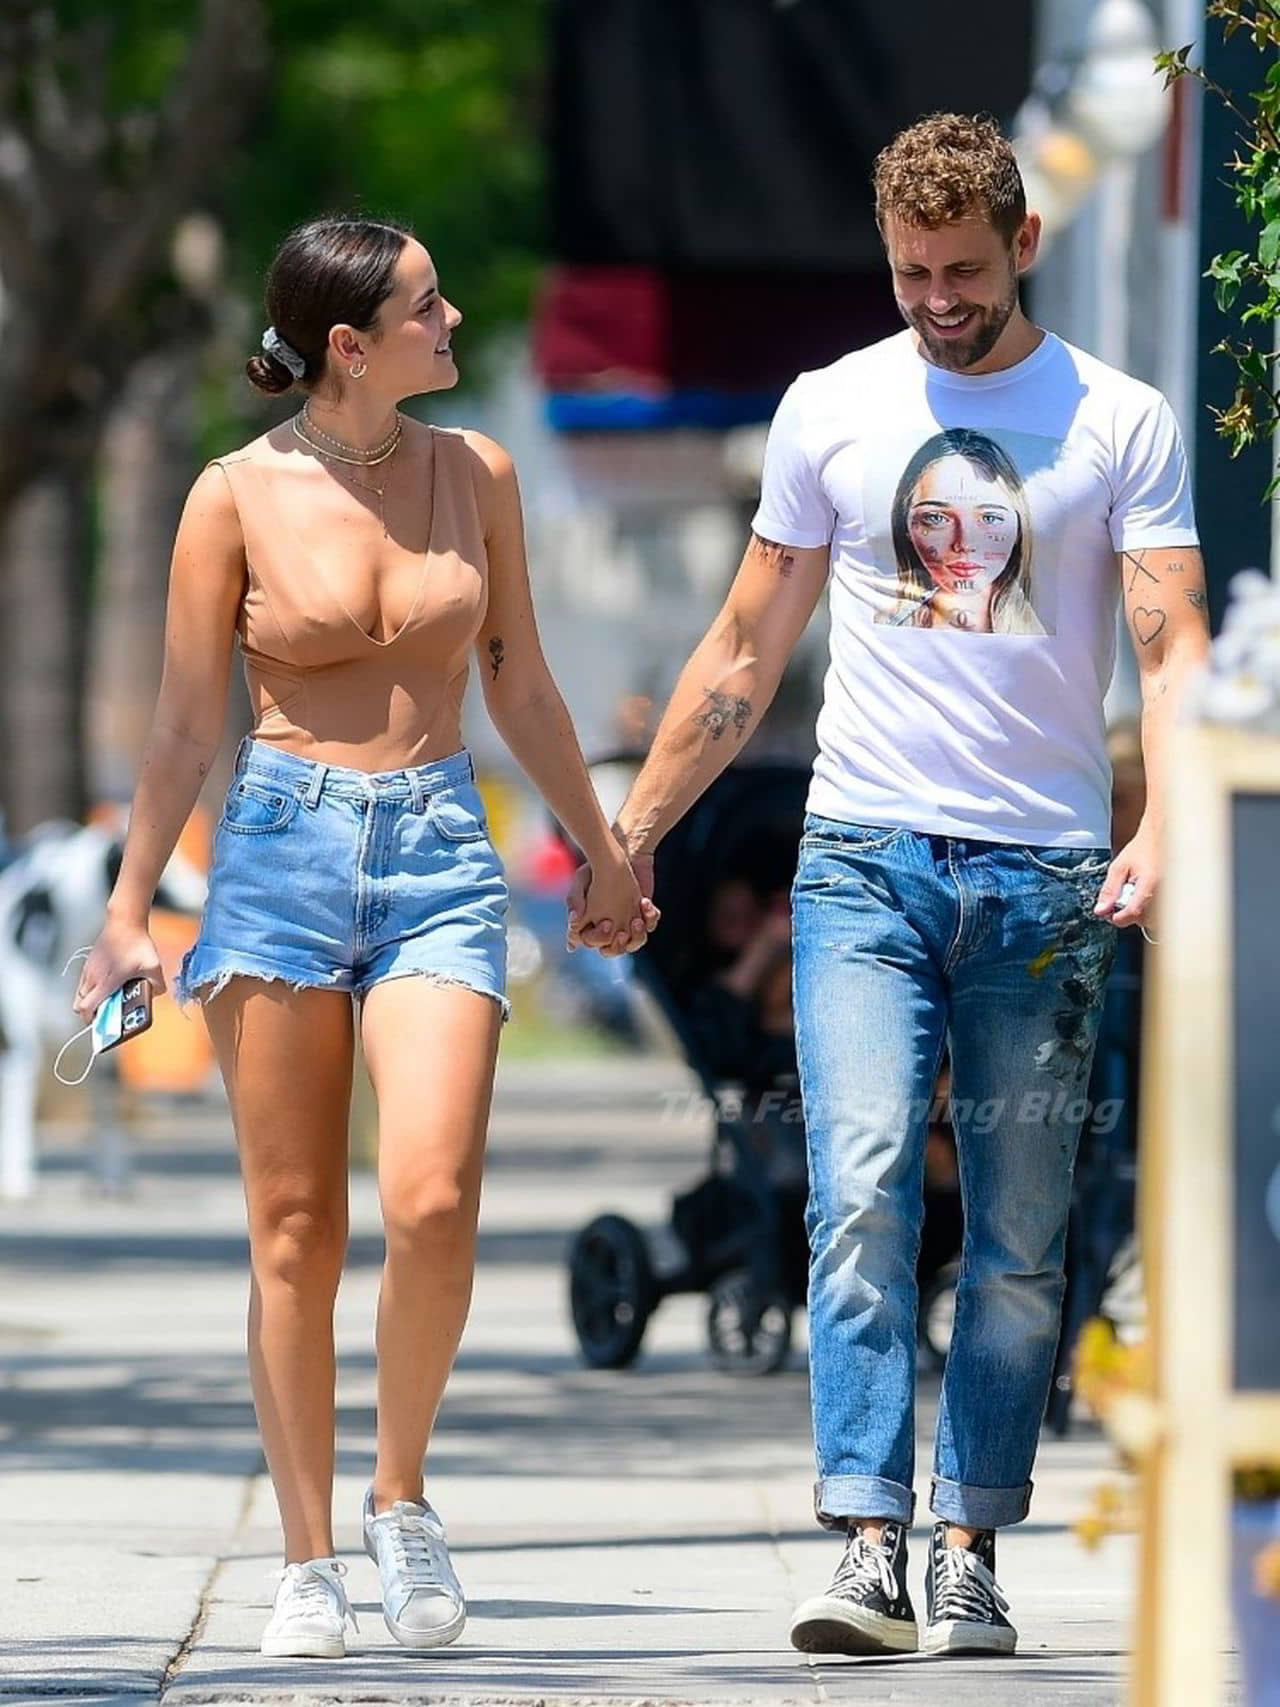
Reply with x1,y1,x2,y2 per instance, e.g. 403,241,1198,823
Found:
467,0,1266,779
517,0,1032,765
0,0,1266,928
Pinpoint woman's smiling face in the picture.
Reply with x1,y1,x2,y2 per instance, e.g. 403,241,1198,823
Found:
906,454,1019,595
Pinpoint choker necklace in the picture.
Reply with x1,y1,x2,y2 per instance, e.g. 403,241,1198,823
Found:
294,406,402,465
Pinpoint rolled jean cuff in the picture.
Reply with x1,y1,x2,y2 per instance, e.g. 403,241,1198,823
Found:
930,1475,1033,1529
815,1474,916,1530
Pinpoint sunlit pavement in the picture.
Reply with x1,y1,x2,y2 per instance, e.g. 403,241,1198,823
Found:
0,1055,1184,1705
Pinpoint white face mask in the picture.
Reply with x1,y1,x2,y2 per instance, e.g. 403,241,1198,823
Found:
52,948,120,1087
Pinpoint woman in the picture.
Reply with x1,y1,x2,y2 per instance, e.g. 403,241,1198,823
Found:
73,217,655,1660
879,428,1045,634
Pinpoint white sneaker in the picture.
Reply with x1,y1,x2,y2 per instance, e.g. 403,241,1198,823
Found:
363,1489,467,1648
260,1556,356,1659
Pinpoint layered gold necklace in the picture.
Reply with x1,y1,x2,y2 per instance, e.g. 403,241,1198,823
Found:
293,406,404,535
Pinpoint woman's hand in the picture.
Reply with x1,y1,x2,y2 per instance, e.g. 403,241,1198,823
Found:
574,850,659,957
72,917,166,1022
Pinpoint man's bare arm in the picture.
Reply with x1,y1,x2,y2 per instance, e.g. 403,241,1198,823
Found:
614,533,829,857
1095,544,1211,925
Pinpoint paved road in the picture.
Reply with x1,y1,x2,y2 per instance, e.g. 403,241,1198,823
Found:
1,1057,1156,1704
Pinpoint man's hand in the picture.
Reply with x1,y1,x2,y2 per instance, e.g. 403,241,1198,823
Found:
1093,830,1159,929
567,840,658,956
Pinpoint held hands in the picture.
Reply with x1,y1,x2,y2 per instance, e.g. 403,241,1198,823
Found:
72,917,165,1023
566,840,660,957
1093,832,1158,931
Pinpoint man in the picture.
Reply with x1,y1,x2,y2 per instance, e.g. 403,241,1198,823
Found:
569,111,1209,1657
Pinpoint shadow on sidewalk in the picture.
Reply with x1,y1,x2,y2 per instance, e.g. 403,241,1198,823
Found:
0,1224,585,1274
0,1338,817,1481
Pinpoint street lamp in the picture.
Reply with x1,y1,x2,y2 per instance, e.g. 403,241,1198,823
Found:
1075,0,1172,722
1067,0,1171,162
1016,1,1173,722
1015,0,1171,261
1070,0,1172,373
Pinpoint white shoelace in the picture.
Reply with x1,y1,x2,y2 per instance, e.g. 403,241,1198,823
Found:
830,1531,898,1602
279,1559,358,1631
933,1546,1009,1624
386,1510,451,1588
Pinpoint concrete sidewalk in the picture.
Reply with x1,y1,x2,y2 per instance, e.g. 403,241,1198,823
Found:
2,1057,1150,1705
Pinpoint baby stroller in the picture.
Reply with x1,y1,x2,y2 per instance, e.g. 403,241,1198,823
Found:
565,760,965,1375
568,761,810,1374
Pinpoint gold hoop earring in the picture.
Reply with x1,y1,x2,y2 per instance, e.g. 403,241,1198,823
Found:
349,359,367,379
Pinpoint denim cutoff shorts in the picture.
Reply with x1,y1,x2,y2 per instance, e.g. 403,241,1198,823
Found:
175,739,509,1020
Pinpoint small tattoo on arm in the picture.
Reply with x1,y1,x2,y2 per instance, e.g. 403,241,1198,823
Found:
1132,606,1167,646
1186,588,1207,611
695,687,752,741
488,636,504,680
1166,559,1186,573
1123,550,1160,592
752,533,796,579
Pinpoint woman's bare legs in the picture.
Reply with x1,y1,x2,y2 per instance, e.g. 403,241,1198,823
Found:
203,981,354,1563
358,978,501,1511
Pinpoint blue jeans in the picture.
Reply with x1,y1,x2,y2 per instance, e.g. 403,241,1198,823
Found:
792,814,1116,1531
176,739,509,1018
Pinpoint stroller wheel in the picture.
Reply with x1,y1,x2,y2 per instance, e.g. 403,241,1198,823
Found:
568,1214,655,1369
706,1269,792,1375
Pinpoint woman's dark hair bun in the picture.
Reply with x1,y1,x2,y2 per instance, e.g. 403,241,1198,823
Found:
245,353,296,396
248,215,412,398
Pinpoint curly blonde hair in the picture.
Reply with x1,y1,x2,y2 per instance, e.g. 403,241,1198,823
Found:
873,112,1026,245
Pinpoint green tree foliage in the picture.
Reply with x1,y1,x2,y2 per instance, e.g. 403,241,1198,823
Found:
0,0,265,509
0,0,549,828
1158,2,1280,483
227,0,547,381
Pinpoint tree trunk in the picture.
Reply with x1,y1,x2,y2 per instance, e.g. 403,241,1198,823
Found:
89,349,198,802
89,347,250,816
0,460,94,834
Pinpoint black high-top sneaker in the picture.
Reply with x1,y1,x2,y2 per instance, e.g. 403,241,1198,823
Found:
789,1521,917,1655
922,1522,1017,1655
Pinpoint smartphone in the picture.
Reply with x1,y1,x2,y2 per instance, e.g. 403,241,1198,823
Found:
91,977,154,1057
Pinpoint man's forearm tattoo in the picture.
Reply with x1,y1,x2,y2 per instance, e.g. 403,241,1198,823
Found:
488,636,504,680
752,532,796,579
695,687,752,741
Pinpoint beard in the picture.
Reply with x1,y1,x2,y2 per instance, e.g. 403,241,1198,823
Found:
902,272,1019,371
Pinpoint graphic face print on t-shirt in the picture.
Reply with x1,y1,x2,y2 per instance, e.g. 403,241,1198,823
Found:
866,426,1061,636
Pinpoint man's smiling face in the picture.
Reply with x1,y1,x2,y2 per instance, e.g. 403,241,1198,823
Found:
883,208,1039,374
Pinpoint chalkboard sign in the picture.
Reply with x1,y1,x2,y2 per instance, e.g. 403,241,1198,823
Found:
1135,730,1280,1707
1232,792,1280,1391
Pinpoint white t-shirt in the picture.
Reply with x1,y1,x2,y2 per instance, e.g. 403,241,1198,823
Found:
751,329,1199,846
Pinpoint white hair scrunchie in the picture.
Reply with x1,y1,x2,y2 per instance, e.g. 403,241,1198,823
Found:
261,326,307,379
